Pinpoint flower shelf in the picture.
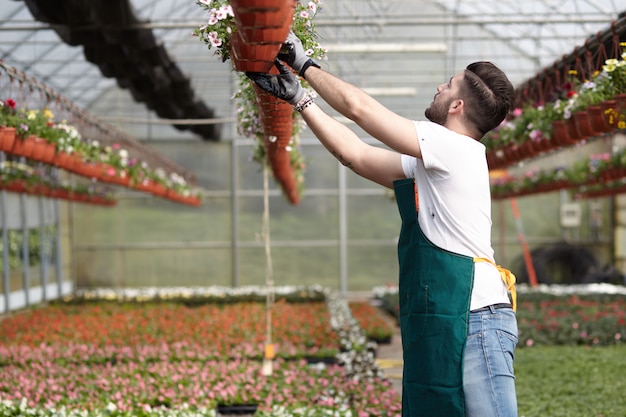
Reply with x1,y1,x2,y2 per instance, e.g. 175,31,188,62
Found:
0,125,204,207
0,180,117,206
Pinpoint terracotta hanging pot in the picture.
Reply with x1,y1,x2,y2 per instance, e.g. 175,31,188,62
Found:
565,117,581,142
230,31,280,73
265,139,300,204
3,180,28,193
11,135,37,158
614,93,626,127
600,99,618,129
74,160,105,179
229,0,295,72
30,136,48,161
0,126,16,152
99,163,130,186
586,105,611,134
134,179,168,197
41,141,56,164
234,0,295,44
537,137,554,152
550,120,575,147
488,148,509,169
572,111,595,139
520,138,539,158
53,151,73,170
253,84,300,204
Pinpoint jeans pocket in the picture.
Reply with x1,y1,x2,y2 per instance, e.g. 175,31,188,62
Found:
496,329,518,376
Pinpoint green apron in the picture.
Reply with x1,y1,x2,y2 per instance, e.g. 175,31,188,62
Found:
393,178,474,417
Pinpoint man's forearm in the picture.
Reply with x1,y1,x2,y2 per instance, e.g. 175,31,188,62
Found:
302,66,376,124
301,65,421,159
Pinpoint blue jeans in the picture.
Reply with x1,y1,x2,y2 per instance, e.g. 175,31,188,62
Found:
463,306,518,417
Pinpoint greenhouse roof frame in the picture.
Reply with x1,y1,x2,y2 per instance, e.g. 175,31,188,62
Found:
0,0,624,142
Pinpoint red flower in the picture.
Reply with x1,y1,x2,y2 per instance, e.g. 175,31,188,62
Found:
5,98,16,108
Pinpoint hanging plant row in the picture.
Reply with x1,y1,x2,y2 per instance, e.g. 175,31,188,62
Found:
487,95,626,169
484,42,626,170
490,149,626,200
0,109,204,207
0,161,116,206
194,0,326,205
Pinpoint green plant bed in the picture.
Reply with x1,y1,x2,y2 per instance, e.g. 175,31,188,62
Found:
516,345,626,416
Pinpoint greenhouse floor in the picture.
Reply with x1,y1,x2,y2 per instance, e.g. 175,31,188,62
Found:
374,313,403,396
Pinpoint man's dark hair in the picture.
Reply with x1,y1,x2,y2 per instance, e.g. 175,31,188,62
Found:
461,61,515,138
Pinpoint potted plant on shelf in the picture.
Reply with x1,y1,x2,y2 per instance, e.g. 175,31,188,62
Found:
0,98,18,152
194,0,326,204
485,44,626,171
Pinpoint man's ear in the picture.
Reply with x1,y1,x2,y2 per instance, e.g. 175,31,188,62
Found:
449,99,464,113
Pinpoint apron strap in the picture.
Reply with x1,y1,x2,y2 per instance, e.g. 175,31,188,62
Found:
473,257,517,312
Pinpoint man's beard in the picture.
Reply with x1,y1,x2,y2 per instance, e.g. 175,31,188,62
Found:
424,97,453,126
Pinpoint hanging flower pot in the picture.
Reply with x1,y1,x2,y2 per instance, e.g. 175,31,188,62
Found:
74,160,105,179
550,120,575,147
572,111,595,139
40,141,57,164
0,126,17,152
11,134,37,158
230,30,281,73
615,93,626,128
520,140,537,159
586,105,611,134
229,0,295,72
98,164,131,186
565,117,582,142
2,180,27,193
486,148,509,169
536,136,554,152
253,84,300,204
600,99,618,129
233,0,295,44
53,151,74,170
30,136,48,161
134,179,168,197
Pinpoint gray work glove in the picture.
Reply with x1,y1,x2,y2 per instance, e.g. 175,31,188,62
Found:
278,31,320,78
246,60,306,105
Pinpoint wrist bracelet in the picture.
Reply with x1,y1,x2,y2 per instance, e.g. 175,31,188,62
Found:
294,95,314,112
299,59,321,79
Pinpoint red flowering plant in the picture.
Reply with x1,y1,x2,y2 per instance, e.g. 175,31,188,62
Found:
0,286,402,415
373,284,626,348
517,293,626,348
0,97,18,127
349,301,394,343
0,300,339,359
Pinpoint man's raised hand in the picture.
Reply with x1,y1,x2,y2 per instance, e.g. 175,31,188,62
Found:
246,60,306,105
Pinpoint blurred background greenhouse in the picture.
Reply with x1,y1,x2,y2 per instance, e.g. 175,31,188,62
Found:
1,0,626,313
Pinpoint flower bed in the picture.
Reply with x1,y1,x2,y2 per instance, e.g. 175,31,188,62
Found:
348,301,394,344
373,284,626,348
0,286,401,416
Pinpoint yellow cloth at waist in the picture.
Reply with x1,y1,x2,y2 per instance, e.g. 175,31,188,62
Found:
473,257,517,312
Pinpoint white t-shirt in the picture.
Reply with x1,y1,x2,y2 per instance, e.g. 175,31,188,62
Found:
400,121,510,311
